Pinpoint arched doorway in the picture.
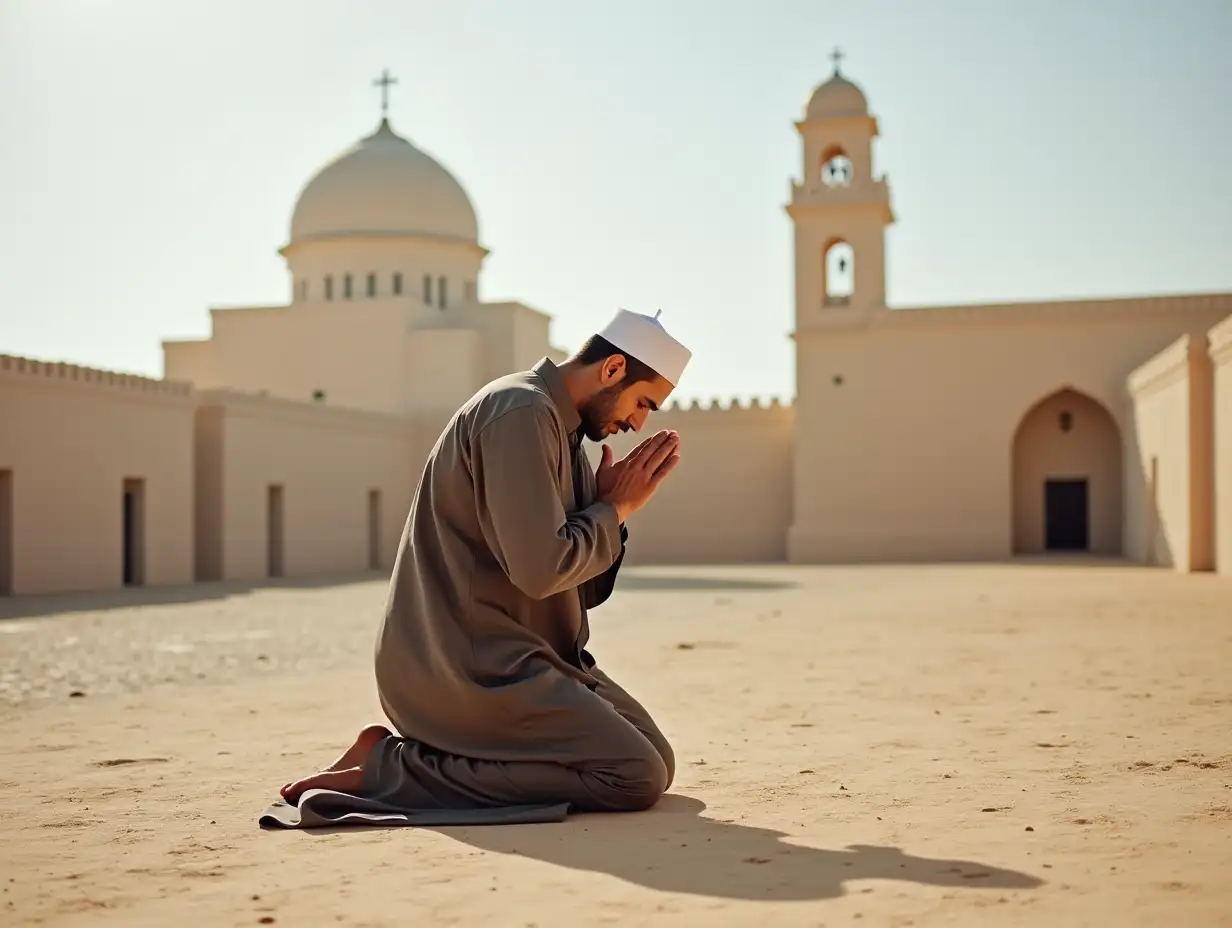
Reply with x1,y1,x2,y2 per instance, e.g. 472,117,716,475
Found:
1011,388,1123,555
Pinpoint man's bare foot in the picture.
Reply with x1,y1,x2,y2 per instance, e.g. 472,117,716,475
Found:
280,765,366,804
280,723,391,804
323,723,391,772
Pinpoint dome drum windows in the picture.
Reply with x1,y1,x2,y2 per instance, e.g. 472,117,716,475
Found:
421,274,448,310
315,271,424,302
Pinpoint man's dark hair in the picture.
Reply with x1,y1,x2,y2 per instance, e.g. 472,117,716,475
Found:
571,334,659,385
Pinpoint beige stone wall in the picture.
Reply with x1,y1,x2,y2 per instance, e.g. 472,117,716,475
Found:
434,301,561,386
1210,315,1232,575
164,301,418,416
588,401,795,564
193,391,414,582
471,302,548,382
404,329,484,415
510,306,554,374
1126,335,1214,571
0,356,196,595
164,298,560,422
162,338,215,387
789,294,1232,563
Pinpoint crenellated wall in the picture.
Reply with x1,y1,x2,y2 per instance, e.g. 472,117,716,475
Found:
0,355,196,595
587,398,794,564
662,396,792,413
0,353,448,594
1,354,193,397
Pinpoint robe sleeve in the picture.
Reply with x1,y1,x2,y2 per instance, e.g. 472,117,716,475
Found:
580,523,628,610
472,403,623,600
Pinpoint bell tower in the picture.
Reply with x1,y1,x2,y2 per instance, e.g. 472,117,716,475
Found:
785,52,896,565
786,50,893,329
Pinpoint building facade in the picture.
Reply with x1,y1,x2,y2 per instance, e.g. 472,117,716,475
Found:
2,65,1230,596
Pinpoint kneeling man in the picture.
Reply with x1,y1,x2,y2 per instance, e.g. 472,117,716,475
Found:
281,309,690,815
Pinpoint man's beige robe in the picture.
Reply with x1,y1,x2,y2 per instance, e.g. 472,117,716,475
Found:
364,358,673,815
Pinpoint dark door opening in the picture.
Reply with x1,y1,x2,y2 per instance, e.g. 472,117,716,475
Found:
122,478,146,586
0,469,12,596
1045,478,1089,551
267,484,284,578
367,489,381,571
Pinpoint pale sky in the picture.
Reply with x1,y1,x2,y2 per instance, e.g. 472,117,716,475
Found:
1,0,1230,405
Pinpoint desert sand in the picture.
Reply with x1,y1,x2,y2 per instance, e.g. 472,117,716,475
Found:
1,562,1230,927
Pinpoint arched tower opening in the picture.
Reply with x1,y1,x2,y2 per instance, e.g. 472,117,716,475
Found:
820,145,853,187
823,239,854,306
1011,387,1123,555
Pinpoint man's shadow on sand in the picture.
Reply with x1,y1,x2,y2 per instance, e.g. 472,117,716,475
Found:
421,794,1045,902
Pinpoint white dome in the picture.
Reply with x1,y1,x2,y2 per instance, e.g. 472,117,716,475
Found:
288,118,479,246
806,72,869,120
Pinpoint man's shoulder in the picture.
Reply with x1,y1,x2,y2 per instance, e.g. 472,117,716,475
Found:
464,368,561,434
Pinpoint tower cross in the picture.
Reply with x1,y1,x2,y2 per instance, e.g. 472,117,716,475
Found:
372,68,398,118
830,47,844,73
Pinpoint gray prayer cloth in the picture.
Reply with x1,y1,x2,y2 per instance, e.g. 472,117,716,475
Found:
258,791,570,829
259,358,674,829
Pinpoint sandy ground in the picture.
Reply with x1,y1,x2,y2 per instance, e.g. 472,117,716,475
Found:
1,562,1230,927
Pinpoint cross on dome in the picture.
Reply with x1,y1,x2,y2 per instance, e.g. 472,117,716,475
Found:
372,68,398,119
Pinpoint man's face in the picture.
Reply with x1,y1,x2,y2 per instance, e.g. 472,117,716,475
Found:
578,357,673,442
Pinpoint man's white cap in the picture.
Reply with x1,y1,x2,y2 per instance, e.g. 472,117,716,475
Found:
597,308,692,386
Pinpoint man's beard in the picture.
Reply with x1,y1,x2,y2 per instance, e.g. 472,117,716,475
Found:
579,384,629,442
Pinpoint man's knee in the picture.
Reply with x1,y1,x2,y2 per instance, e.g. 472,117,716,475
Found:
616,749,670,811
655,735,675,790
587,745,669,812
